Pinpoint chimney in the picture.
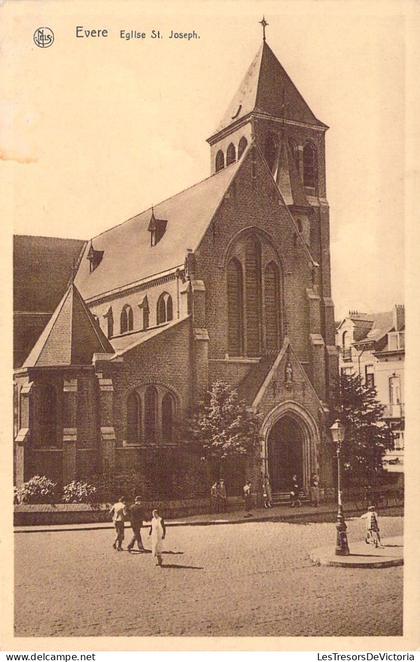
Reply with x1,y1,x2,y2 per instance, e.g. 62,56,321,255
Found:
393,304,405,331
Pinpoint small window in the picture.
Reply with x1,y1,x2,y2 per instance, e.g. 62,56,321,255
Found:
389,376,401,405
215,150,225,172
238,137,248,158
226,143,236,165
303,142,317,189
388,331,405,350
157,293,173,324
365,364,375,388
120,305,134,334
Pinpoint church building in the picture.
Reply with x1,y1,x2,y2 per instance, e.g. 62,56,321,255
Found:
14,31,339,501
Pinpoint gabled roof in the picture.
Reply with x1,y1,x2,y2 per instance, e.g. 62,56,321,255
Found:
74,159,242,301
211,41,326,137
23,283,114,368
14,235,85,313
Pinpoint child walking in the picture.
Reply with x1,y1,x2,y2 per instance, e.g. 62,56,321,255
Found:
360,505,383,547
149,508,166,566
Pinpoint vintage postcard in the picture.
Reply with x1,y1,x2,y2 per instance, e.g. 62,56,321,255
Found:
1,0,419,653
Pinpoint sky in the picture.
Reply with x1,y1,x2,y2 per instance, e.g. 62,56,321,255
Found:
1,0,408,319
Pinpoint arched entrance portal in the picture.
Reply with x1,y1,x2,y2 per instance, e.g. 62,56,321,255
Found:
268,416,304,491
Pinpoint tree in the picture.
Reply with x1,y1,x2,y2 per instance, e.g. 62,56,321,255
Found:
332,373,394,487
189,381,262,478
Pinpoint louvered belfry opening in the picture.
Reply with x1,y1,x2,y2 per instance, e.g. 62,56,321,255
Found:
245,236,262,357
265,261,280,352
227,257,243,356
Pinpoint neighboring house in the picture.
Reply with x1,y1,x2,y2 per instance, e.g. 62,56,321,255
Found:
13,36,339,498
336,306,405,477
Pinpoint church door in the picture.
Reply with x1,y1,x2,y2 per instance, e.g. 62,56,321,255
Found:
268,416,303,492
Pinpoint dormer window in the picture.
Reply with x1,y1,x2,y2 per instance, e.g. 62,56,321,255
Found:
388,331,405,351
148,208,168,246
87,242,104,272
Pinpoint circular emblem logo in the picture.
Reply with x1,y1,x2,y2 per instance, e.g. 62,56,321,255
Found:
33,27,54,48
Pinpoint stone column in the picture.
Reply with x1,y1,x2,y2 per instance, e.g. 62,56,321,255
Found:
97,372,117,474
15,381,33,487
62,378,78,485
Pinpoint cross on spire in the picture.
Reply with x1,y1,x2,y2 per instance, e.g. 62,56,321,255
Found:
259,16,269,41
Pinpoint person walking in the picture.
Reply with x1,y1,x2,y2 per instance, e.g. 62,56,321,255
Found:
217,478,227,513
243,480,253,517
149,508,166,566
210,481,218,513
289,474,301,508
310,473,320,507
360,505,383,547
110,496,127,551
127,496,146,552
263,474,272,508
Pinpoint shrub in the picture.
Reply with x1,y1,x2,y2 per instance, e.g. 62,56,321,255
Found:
62,481,97,504
14,475,57,504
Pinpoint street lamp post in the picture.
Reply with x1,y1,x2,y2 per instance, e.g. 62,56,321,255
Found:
330,419,350,556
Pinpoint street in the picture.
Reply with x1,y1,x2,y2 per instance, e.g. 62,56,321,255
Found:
15,515,403,637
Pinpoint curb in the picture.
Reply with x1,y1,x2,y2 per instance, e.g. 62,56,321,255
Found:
14,505,403,534
309,537,404,568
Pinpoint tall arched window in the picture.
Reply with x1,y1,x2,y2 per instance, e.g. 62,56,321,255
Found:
227,258,243,356
39,384,57,445
226,143,236,165
303,142,317,189
120,305,133,334
144,386,158,442
162,393,175,443
245,236,262,356
126,391,141,443
215,150,225,172
265,262,281,352
264,134,277,174
238,136,248,159
157,293,173,324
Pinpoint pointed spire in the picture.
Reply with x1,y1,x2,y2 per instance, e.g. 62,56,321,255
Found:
23,283,114,367
209,40,327,138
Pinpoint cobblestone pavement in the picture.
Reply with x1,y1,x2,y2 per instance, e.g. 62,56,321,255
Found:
15,515,403,637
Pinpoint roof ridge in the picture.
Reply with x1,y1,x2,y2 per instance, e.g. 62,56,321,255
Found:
88,161,241,243
71,285,114,356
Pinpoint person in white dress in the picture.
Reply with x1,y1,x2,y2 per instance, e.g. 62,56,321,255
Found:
149,509,166,566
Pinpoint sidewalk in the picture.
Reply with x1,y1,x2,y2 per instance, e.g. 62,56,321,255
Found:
14,500,403,534
310,535,403,568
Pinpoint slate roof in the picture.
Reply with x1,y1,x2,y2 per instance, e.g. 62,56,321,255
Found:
211,41,326,137
110,316,190,357
14,235,86,313
23,283,114,368
74,159,242,302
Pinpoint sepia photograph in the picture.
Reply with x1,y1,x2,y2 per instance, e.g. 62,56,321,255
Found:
2,0,418,650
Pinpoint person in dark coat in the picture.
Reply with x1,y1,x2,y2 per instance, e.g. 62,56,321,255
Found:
290,474,301,507
127,496,146,552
